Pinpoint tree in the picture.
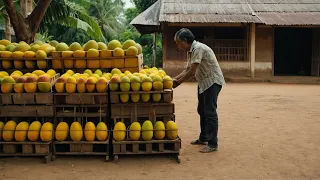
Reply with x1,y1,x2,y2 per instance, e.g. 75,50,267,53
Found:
1,0,104,43
123,1,163,67
132,0,157,13
88,0,125,42
2,0,52,43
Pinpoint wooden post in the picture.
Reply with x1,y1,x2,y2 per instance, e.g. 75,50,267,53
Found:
162,24,167,69
250,23,256,78
153,32,157,67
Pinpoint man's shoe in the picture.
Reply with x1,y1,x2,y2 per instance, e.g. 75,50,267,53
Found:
199,146,218,153
191,139,207,145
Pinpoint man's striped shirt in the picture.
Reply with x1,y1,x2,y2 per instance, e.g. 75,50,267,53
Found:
187,40,226,94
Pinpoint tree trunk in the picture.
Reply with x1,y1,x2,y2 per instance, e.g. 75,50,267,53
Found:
27,0,33,15
2,0,52,43
5,15,11,41
20,0,28,17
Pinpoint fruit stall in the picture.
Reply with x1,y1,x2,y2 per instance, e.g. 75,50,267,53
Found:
0,39,181,164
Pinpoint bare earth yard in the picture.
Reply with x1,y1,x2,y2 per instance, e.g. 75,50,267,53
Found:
1,82,320,180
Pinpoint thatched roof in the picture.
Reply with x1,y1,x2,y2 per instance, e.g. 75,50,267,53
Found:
130,0,320,33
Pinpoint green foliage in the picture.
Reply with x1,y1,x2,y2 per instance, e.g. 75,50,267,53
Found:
39,0,104,41
124,7,138,25
88,0,125,42
44,0,127,44
132,0,157,13
46,24,91,45
118,29,140,43
35,32,53,42
121,2,163,68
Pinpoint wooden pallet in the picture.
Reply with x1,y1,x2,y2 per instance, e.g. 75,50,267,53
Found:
112,137,181,163
0,141,53,164
110,90,173,104
54,93,108,105
53,134,110,162
0,105,54,117
0,93,54,105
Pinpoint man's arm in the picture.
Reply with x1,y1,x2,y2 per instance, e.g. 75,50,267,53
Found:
174,66,190,80
176,63,198,85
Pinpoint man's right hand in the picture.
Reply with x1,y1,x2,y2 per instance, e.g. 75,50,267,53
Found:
173,78,180,88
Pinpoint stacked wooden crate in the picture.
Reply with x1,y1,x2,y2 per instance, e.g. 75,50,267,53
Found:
110,89,181,163
0,92,55,163
52,92,110,161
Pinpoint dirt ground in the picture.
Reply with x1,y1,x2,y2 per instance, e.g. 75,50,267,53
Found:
1,82,320,180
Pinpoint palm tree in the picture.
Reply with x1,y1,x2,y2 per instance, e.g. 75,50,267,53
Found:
88,0,125,42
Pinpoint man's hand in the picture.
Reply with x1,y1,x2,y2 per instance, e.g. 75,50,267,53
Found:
173,78,180,88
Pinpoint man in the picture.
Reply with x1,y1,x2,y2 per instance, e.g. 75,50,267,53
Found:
172,28,225,153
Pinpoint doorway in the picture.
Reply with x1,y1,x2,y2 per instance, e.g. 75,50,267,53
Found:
274,28,312,76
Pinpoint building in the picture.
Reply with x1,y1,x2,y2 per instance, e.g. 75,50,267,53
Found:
130,0,320,78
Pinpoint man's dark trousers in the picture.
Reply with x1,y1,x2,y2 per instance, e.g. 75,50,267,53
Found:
197,83,222,148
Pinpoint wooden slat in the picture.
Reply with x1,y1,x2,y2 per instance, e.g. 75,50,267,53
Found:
3,144,16,154
0,141,51,145
54,152,107,155
22,144,34,154
54,141,108,145
113,137,181,144
132,144,139,153
113,150,179,155
159,143,164,152
146,144,152,153
113,144,120,154
121,144,126,153
35,144,50,154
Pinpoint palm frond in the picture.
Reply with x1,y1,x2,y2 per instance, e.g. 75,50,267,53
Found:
39,0,104,41
58,16,100,40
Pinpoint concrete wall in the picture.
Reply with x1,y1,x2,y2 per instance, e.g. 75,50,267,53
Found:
163,60,272,77
256,27,274,63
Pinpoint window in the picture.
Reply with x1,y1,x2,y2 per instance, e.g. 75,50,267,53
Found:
212,27,248,61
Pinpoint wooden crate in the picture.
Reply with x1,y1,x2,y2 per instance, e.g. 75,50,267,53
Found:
112,114,175,128
120,67,143,73
0,141,53,164
55,104,108,118
0,105,54,117
0,57,53,70
112,137,181,163
111,103,174,119
0,73,58,105
124,54,143,68
50,51,143,70
54,93,108,105
0,93,54,105
53,134,110,162
110,90,173,104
